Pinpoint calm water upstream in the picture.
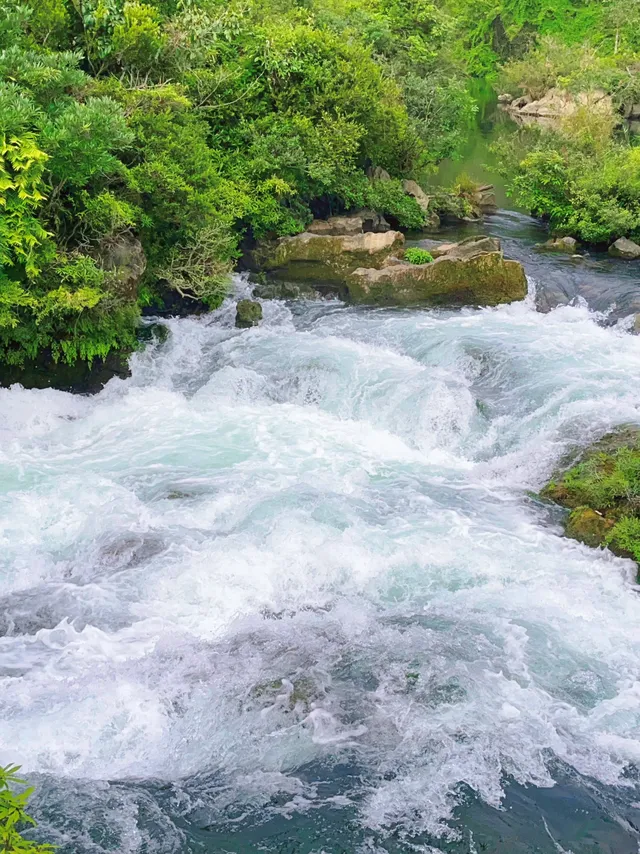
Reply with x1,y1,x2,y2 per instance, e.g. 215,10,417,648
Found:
2,201,640,852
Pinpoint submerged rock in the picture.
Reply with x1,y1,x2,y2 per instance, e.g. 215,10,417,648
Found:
235,299,263,328
609,237,640,260
539,236,579,253
540,427,640,573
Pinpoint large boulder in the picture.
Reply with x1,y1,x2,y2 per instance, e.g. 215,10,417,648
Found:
609,237,640,260
346,238,527,306
471,184,498,215
96,234,147,299
254,230,404,285
402,179,430,213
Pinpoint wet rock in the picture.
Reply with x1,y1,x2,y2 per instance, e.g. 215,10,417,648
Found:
0,350,130,394
235,299,263,328
347,247,527,307
96,234,147,299
252,279,323,300
539,236,579,253
609,237,640,260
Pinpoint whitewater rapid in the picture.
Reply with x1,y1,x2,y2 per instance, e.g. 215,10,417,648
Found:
1,276,640,851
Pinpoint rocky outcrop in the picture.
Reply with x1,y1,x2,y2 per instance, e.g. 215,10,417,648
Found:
504,88,613,127
251,224,527,308
253,230,404,285
471,184,498,215
402,179,440,228
347,237,527,306
609,237,640,260
96,234,147,299
307,210,389,236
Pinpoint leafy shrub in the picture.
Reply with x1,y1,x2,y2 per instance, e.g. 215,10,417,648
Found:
0,764,54,853
404,247,434,265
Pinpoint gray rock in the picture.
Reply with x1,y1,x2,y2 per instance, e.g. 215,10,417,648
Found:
367,165,391,181
97,234,146,298
498,93,513,103
539,236,579,253
609,237,640,260
402,179,431,213
235,299,263,328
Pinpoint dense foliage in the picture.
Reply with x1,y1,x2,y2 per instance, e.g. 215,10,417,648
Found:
493,8,640,245
0,764,53,853
0,0,478,372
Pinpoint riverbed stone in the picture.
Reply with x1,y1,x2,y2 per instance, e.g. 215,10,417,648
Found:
609,237,640,260
235,299,263,328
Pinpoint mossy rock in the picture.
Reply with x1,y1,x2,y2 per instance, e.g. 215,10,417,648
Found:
346,251,527,307
251,230,404,286
235,299,263,328
540,427,640,573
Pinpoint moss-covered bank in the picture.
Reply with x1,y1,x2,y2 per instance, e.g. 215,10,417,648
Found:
541,428,640,574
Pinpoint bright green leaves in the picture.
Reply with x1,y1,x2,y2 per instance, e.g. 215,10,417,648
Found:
0,764,54,854
111,3,169,74
0,133,51,278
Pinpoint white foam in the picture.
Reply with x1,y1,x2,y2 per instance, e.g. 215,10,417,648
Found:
2,293,640,841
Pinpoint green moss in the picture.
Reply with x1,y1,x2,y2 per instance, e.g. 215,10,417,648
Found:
404,247,434,265
541,429,640,570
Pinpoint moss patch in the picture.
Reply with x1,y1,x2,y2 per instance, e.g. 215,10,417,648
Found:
541,428,640,571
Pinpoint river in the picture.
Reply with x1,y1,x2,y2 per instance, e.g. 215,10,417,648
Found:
2,173,640,851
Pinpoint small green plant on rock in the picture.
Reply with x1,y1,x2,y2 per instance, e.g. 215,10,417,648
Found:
404,247,434,265
541,431,640,572
0,764,54,853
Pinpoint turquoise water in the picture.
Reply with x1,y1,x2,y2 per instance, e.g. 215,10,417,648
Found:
2,256,640,851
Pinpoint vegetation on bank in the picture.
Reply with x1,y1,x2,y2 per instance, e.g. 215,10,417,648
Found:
2,0,640,376
494,23,640,245
542,429,640,572
0,0,479,371
0,764,53,853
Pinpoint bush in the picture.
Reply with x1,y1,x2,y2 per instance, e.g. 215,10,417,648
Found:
404,247,434,265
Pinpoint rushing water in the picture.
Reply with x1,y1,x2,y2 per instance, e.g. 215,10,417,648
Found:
2,211,640,852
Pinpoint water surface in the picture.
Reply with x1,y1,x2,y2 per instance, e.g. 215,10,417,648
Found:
2,256,640,852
